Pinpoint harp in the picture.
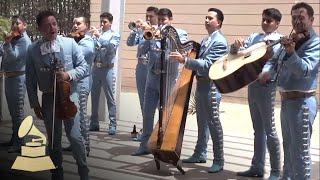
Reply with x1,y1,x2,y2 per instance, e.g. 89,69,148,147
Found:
147,26,200,174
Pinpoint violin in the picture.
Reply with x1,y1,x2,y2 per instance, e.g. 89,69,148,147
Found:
53,60,77,120
68,31,85,43
55,79,77,120
4,30,22,42
279,12,310,52
281,31,310,50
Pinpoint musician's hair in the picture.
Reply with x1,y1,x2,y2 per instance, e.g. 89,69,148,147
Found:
208,8,224,28
12,15,26,24
291,2,314,17
158,8,173,18
263,8,282,22
75,16,90,27
36,10,56,26
100,12,113,23
146,6,158,14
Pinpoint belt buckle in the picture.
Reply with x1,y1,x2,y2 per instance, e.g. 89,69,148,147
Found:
96,62,102,68
153,69,161,75
141,59,148,65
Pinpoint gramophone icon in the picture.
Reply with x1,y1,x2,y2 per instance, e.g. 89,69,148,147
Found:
11,116,55,172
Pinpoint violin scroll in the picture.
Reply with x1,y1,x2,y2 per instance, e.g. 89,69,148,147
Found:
280,31,310,53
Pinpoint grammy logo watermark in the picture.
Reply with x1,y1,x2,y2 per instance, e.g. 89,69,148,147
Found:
11,116,55,172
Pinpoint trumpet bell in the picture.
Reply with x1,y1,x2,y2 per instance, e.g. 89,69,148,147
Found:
128,22,137,30
143,30,153,40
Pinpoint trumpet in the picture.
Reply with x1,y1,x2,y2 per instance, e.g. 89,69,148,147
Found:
128,19,160,40
128,19,150,32
128,21,138,31
143,27,161,40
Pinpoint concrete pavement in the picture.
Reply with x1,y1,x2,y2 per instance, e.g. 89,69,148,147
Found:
0,92,318,179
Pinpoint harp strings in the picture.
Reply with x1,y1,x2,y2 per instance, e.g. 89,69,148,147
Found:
163,33,183,122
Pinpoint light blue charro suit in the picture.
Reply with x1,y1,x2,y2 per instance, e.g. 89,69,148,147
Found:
90,29,120,133
184,30,227,168
136,27,188,152
76,34,95,155
2,31,31,148
26,36,89,180
127,29,149,120
273,28,319,180
242,31,282,175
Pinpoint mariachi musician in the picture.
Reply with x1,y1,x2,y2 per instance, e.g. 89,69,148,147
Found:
170,8,227,173
62,16,95,157
275,3,319,179
231,8,283,179
132,8,188,156
126,6,158,140
89,12,120,135
26,10,89,180
0,15,31,153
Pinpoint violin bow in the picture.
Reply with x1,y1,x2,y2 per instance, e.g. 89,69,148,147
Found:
51,41,57,150
272,10,303,82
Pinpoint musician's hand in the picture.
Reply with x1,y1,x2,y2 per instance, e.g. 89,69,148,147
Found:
135,19,143,24
33,105,44,120
56,71,70,81
261,46,274,60
135,19,147,29
280,36,295,55
230,39,244,54
169,51,185,64
234,39,244,49
258,71,271,84
90,26,101,38
4,35,13,44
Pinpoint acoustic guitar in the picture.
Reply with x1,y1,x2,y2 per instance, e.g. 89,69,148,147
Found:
208,41,272,93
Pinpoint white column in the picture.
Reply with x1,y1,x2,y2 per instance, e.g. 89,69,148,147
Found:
97,0,125,123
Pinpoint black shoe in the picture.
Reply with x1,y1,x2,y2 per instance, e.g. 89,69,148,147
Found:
7,146,21,153
0,141,13,147
131,148,151,156
237,167,264,177
62,145,72,151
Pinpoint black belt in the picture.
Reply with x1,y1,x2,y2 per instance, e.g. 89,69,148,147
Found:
4,71,25,78
280,91,316,100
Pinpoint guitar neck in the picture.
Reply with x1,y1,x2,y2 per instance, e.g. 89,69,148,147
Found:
268,39,281,48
